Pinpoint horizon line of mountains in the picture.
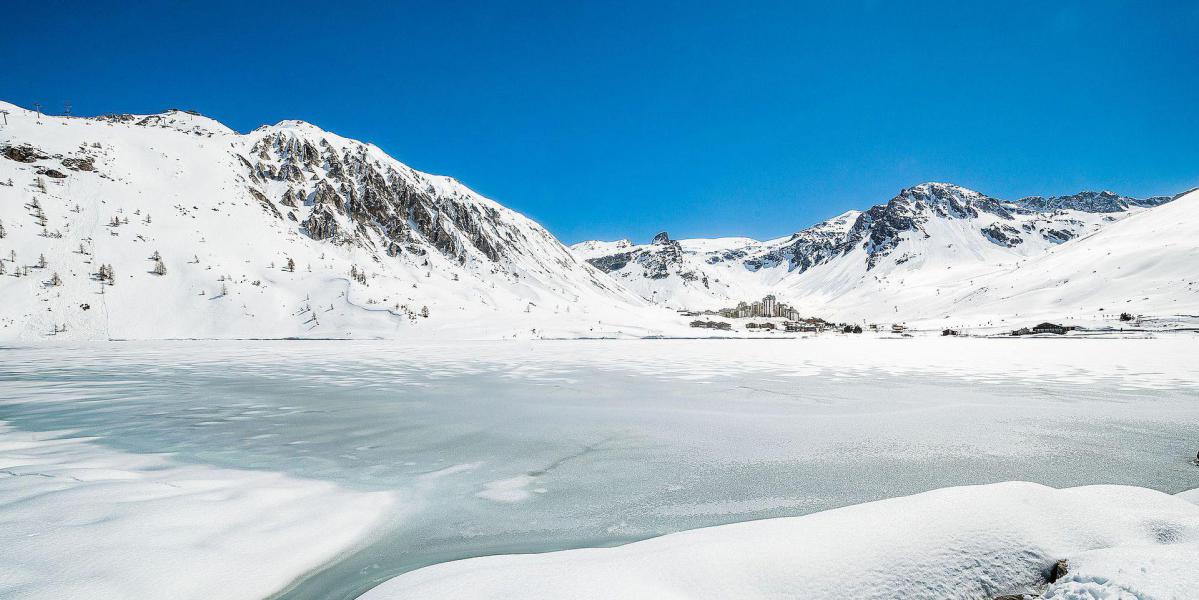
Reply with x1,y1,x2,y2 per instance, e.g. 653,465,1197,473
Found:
1,99,1195,339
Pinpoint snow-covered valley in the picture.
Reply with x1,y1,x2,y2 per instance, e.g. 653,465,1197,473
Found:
3,339,1198,600
3,100,1199,600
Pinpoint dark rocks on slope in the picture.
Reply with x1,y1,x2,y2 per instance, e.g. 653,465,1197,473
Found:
981,223,1024,247
61,156,96,171
2,144,49,163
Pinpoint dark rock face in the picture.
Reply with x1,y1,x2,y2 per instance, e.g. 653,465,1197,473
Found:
2,144,49,163
61,156,96,171
241,130,533,264
1048,559,1069,583
247,188,283,219
981,223,1024,247
587,252,633,272
302,204,339,240
843,183,1012,269
36,168,67,179
1017,190,1172,213
1040,228,1075,244
585,234,690,280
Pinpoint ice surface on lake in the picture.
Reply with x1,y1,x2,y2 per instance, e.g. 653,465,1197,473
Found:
2,338,1198,600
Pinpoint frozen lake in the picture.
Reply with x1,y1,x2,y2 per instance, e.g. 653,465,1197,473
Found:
2,338,1198,600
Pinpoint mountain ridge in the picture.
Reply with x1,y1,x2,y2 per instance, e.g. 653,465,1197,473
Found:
0,101,666,341
571,181,1192,322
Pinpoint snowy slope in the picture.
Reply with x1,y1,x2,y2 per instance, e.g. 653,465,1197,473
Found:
772,186,1199,330
362,481,1199,600
914,186,1199,329
574,183,1193,328
0,101,672,341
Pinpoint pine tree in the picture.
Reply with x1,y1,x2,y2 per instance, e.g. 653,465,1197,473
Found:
144,213,152,224
420,305,429,318
151,250,161,261
152,259,167,276
286,258,295,272
37,253,47,268
220,283,228,296
0,218,6,239
50,272,61,287
0,261,6,275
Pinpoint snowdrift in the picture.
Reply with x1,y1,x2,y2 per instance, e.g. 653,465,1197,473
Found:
363,481,1199,600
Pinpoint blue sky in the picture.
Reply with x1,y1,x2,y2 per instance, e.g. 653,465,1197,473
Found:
2,1,1196,243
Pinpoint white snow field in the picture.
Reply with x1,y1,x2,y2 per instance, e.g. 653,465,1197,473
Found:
2,338,1198,600
0,420,398,600
363,482,1199,600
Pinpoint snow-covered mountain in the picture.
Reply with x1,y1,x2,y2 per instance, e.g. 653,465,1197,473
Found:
0,101,664,341
573,182,1195,328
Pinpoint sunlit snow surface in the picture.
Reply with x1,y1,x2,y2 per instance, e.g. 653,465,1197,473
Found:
2,338,1198,600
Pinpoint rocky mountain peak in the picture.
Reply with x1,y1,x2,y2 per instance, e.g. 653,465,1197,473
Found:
1015,190,1173,213
652,231,672,245
891,183,1007,217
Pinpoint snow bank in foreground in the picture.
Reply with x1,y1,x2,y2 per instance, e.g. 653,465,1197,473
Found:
0,421,398,600
362,482,1199,600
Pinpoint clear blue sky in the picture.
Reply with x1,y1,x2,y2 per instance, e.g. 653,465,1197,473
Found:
3,1,1196,243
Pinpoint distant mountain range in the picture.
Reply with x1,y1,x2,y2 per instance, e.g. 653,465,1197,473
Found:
572,182,1198,328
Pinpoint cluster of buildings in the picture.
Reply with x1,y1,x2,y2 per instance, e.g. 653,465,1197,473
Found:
1011,322,1072,336
717,295,801,321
